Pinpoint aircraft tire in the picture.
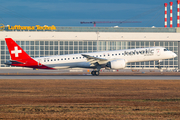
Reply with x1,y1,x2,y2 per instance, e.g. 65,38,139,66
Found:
91,71,100,76
91,71,95,76
95,71,99,76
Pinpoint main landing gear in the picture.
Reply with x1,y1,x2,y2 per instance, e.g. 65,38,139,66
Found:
91,70,100,76
91,64,101,76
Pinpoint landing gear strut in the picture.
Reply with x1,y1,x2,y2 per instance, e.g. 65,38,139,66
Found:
91,70,100,76
157,60,162,69
91,64,101,76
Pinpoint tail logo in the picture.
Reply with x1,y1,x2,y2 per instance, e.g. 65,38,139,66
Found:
11,46,22,57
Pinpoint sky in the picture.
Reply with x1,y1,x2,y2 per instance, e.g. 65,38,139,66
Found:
0,0,179,27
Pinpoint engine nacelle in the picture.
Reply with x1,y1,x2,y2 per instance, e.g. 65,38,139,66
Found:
106,59,126,69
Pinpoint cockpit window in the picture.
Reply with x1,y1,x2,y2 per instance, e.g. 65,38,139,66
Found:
164,49,169,51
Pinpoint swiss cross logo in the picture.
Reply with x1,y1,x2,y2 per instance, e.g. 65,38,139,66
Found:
11,46,22,57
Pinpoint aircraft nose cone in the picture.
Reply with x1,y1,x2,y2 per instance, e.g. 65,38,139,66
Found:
173,53,177,58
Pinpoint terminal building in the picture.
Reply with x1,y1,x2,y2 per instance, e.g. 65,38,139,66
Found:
0,25,179,69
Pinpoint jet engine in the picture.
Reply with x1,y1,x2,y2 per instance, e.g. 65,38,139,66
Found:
106,59,126,69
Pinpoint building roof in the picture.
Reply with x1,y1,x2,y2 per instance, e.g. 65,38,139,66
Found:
3,26,177,33
56,27,176,33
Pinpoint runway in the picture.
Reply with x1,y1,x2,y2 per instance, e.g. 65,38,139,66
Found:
0,69,180,80
1,75,180,80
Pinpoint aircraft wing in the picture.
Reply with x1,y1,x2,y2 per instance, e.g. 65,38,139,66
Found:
81,54,109,67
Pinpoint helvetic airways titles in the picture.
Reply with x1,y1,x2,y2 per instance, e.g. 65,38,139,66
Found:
124,49,154,56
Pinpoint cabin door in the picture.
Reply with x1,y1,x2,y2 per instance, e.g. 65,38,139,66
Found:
156,49,160,56
38,59,42,66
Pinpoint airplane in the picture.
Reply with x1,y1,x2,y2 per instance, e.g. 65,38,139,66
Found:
4,38,177,76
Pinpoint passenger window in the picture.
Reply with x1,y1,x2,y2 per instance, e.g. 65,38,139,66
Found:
112,54,114,56
54,59,56,61
76,57,78,59
61,58,63,60
65,58,66,60
47,60,49,62
58,59,59,61
79,57,81,59
115,54,117,56
119,53,120,55
96,55,98,57
44,60,46,62
73,57,75,59
68,58,70,60
100,55,102,57
51,59,53,61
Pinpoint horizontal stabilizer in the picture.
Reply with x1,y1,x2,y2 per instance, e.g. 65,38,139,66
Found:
4,60,24,65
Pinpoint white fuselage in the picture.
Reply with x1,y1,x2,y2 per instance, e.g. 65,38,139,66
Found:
33,47,177,69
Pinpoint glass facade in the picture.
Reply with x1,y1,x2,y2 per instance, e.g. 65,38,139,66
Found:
0,40,178,69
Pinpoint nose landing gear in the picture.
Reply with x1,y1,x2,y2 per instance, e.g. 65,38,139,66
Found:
157,60,162,69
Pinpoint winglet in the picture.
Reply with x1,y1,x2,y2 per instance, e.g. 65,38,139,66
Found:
5,38,31,61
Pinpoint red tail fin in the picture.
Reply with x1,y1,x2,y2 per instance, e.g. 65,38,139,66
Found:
5,38,31,61
5,38,55,70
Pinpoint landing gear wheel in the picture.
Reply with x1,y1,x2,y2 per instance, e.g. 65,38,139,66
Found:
95,71,99,76
91,71,100,76
91,71,95,76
